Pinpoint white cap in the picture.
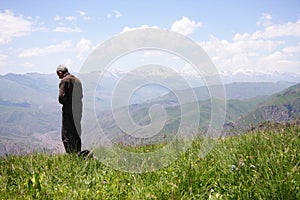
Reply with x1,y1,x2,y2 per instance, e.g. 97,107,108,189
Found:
56,65,68,73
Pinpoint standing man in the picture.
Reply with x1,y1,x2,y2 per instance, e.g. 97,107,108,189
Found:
56,65,83,154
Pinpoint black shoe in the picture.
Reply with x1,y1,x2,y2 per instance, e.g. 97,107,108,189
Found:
78,149,90,158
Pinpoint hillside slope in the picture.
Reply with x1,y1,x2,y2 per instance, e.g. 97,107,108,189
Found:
229,83,300,133
0,124,299,199
151,82,295,106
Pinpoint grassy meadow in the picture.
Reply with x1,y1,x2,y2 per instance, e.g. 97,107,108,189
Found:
0,124,299,199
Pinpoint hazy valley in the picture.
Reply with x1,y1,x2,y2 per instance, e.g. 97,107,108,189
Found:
0,71,299,156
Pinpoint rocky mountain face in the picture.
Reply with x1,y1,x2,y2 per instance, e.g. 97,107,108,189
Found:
224,83,300,135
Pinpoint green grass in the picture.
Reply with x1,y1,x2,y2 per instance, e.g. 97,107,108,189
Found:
0,125,299,199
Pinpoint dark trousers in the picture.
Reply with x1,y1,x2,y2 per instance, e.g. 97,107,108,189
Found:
61,110,81,153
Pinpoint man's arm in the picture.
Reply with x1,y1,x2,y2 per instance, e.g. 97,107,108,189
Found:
59,79,69,104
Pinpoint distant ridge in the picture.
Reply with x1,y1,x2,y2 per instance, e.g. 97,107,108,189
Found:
0,72,299,155
225,83,300,134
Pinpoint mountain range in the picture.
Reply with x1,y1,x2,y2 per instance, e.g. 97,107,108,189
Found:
0,71,299,156
91,82,300,146
227,83,300,133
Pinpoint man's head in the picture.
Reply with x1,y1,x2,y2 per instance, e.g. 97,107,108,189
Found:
56,65,68,79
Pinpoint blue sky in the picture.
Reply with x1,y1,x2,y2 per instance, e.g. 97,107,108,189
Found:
0,0,299,75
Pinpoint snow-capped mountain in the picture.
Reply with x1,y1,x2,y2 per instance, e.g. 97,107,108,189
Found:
100,68,300,87
220,70,300,84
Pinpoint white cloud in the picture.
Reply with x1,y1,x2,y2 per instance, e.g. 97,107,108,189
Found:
77,10,86,16
18,40,72,58
54,15,77,21
0,10,32,44
178,63,198,76
65,16,77,21
53,26,82,32
256,13,272,27
257,50,300,72
171,16,202,36
114,10,122,18
202,35,283,56
0,53,8,60
142,51,164,58
76,10,91,20
76,38,93,60
107,10,122,18
121,25,159,33
54,15,62,21
0,53,8,67
22,62,34,68
200,16,300,73
63,58,73,68
234,17,300,40
282,42,300,54
201,35,295,72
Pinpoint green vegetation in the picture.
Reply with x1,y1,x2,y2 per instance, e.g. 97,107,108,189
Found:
1,124,299,199
228,83,300,133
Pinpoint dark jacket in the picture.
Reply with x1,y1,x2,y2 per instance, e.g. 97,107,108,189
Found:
58,72,83,111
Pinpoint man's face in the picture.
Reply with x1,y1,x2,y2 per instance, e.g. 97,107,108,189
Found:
57,71,64,79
